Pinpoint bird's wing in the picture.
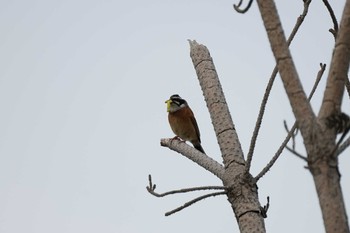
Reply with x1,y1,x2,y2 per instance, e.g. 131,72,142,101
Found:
190,110,201,143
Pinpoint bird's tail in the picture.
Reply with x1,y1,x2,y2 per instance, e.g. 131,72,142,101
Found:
194,143,205,154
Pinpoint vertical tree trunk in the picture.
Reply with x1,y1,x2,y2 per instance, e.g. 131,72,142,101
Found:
309,157,349,233
256,0,350,232
189,40,266,233
312,0,350,232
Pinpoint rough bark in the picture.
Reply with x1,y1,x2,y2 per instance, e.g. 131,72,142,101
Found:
189,40,266,233
319,0,350,118
310,159,349,233
311,1,350,232
160,138,225,180
158,2,349,232
257,0,350,232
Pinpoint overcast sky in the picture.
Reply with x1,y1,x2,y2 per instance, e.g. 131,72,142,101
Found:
0,1,349,233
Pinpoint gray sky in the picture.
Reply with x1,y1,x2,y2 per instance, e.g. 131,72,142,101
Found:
0,1,349,233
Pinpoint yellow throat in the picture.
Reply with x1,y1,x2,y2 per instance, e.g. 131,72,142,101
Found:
165,99,172,112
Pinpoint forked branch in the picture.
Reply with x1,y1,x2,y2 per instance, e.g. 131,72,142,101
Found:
244,0,312,176
254,123,298,182
188,40,266,232
146,174,226,197
146,175,227,216
255,63,326,182
257,0,315,137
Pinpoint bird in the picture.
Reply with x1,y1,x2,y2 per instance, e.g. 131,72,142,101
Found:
165,94,205,154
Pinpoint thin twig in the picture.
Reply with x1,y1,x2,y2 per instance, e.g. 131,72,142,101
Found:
255,63,326,182
244,70,276,175
243,0,312,176
146,174,226,197
255,123,298,182
283,121,292,147
332,128,350,156
234,0,243,8
283,120,298,150
165,191,227,216
286,0,312,46
322,0,339,39
285,146,308,161
309,63,326,101
345,75,350,99
259,196,270,218
337,136,350,155
233,0,254,14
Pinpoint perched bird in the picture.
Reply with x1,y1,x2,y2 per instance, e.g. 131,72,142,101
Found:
165,94,205,154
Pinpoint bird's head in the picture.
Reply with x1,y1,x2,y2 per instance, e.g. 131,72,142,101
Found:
165,94,188,112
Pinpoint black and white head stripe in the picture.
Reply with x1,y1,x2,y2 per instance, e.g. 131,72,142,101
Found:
170,94,187,106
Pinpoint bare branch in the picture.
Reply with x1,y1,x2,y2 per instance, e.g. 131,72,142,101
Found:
234,0,243,8
334,130,350,156
146,174,226,198
322,0,339,39
337,136,350,155
287,0,312,46
188,40,245,169
310,63,327,100
233,0,254,14
160,138,225,180
283,120,298,150
146,175,227,216
319,0,350,118
244,0,312,176
255,64,325,181
259,196,270,218
165,191,227,216
285,146,308,162
257,0,315,139
345,75,350,99
189,40,266,232
255,123,298,182
244,73,276,175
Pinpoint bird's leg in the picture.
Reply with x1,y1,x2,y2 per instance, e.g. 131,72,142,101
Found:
171,136,185,142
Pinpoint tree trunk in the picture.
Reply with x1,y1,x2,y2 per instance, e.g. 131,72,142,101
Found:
310,157,349,233
257,0,350,232
189,40,266,233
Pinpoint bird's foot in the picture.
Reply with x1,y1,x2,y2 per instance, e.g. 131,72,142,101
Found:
171,136,185,143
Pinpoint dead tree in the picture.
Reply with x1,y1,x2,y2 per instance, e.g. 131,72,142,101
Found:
148,1,350,233
257,0,350,232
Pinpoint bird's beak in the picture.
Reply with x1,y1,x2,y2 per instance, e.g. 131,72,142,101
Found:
165,99,172,112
